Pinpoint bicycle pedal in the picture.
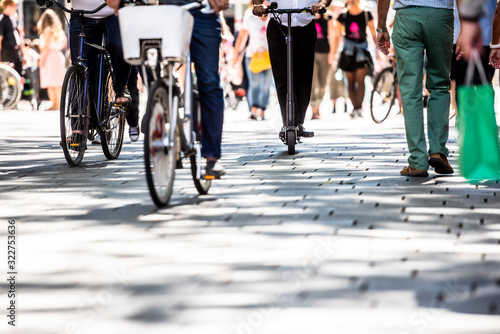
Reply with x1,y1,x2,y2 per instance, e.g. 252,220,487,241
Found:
204,175,216,180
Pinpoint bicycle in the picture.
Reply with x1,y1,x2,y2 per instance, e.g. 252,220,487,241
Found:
0,63,22,110
370,56,400,124
265,2,325,155
119,0,212,207
38,0,127,167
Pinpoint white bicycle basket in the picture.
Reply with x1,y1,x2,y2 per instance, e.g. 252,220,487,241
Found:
118,5,194,65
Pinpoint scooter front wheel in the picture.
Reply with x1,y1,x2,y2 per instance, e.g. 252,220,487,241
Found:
287,129,296,155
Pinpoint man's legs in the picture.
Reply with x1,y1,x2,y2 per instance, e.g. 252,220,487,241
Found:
423,8,454,158
102,15,132,102
393,8,427,170
190,10,224,161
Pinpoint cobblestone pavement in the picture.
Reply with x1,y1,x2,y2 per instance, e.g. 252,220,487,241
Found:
1,101,500,334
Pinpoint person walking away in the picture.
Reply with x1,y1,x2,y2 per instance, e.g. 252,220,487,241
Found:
0,0,23,75
328,1,348,114
233,0,272,121
332,0,376,119
309,10,334,119
253,0,332,139
377,0,454,177
36,9,66,111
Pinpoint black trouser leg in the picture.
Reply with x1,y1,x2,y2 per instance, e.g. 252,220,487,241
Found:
267,19,316,126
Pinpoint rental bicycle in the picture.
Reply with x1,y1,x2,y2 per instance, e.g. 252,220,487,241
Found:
119,0,212,207
265,2,324,155
370,56,400,123
0,63,22,110
38,0,127,166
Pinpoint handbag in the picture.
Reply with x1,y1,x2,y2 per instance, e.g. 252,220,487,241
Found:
457,49,500,182
249,49,271,73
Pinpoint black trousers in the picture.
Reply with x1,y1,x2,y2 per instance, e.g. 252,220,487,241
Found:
267,19,316,126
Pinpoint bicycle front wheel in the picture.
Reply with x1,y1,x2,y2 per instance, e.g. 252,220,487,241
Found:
60,65,89,166
99,69,125,159
370,67,396,124
144,82,177,207
0,64,22,110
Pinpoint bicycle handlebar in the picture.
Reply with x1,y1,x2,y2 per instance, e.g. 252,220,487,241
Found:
265,1,326,14
36,0,108,15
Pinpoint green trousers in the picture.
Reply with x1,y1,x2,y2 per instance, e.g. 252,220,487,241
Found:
392,7,454,170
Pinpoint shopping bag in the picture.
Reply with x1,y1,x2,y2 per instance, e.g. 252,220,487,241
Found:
457,50,500,182
249,50,271,73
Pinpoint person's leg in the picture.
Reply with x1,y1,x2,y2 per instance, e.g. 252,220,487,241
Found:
310,52,322,108
422,8,453,158
292,22,316,125
126,66,140,128
392,8,427,170
244,56,260,118
190,10,224,161
316,53,329,105
243,56,255,112
102,15,131,103
353,66,369,110
267,19,288,126
256,68,273,112
345,71,356,107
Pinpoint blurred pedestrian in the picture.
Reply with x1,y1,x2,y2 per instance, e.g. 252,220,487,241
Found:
456,0,486,61
37,9,67,111
309,9,334,119
233,1,272,121
0,0,23,75
332,0,376,119
453,0,496,109
327,1,348,114
253,0,332,139
377,0,454,177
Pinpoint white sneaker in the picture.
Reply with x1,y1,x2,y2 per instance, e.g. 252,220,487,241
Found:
91,134,101,144
129,126,139,142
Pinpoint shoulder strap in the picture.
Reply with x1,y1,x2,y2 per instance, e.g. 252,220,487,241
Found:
364,11,368,25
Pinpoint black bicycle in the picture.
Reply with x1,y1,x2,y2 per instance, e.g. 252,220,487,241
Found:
265,2,324,155
38,0,126,166
370,56,399,124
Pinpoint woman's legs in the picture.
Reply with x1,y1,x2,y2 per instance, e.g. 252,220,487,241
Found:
345,67,368,111
47,87,61,110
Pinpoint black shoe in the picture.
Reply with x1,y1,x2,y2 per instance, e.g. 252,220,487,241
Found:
279,128,286,141
297,124,314,138
205,160,226,179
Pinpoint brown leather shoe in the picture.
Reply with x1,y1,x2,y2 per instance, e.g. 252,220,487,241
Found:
429,153,454,174
400,166,429,177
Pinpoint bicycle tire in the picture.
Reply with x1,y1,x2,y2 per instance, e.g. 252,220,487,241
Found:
99,69,125,160
0,64,22,109
370,67,397,124
287,129,296,155
60,65,89,166
144,82,177,207
190,95,211,194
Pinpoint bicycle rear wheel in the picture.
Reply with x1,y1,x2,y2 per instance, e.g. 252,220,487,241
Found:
0,64,22,110
60,65,89,166
370,67,396,124
190,95,211,194
144,82,177,207
99,69,125,159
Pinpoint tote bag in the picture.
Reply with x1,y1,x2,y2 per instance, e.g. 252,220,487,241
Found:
457,50,500,182
249,49,271,73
